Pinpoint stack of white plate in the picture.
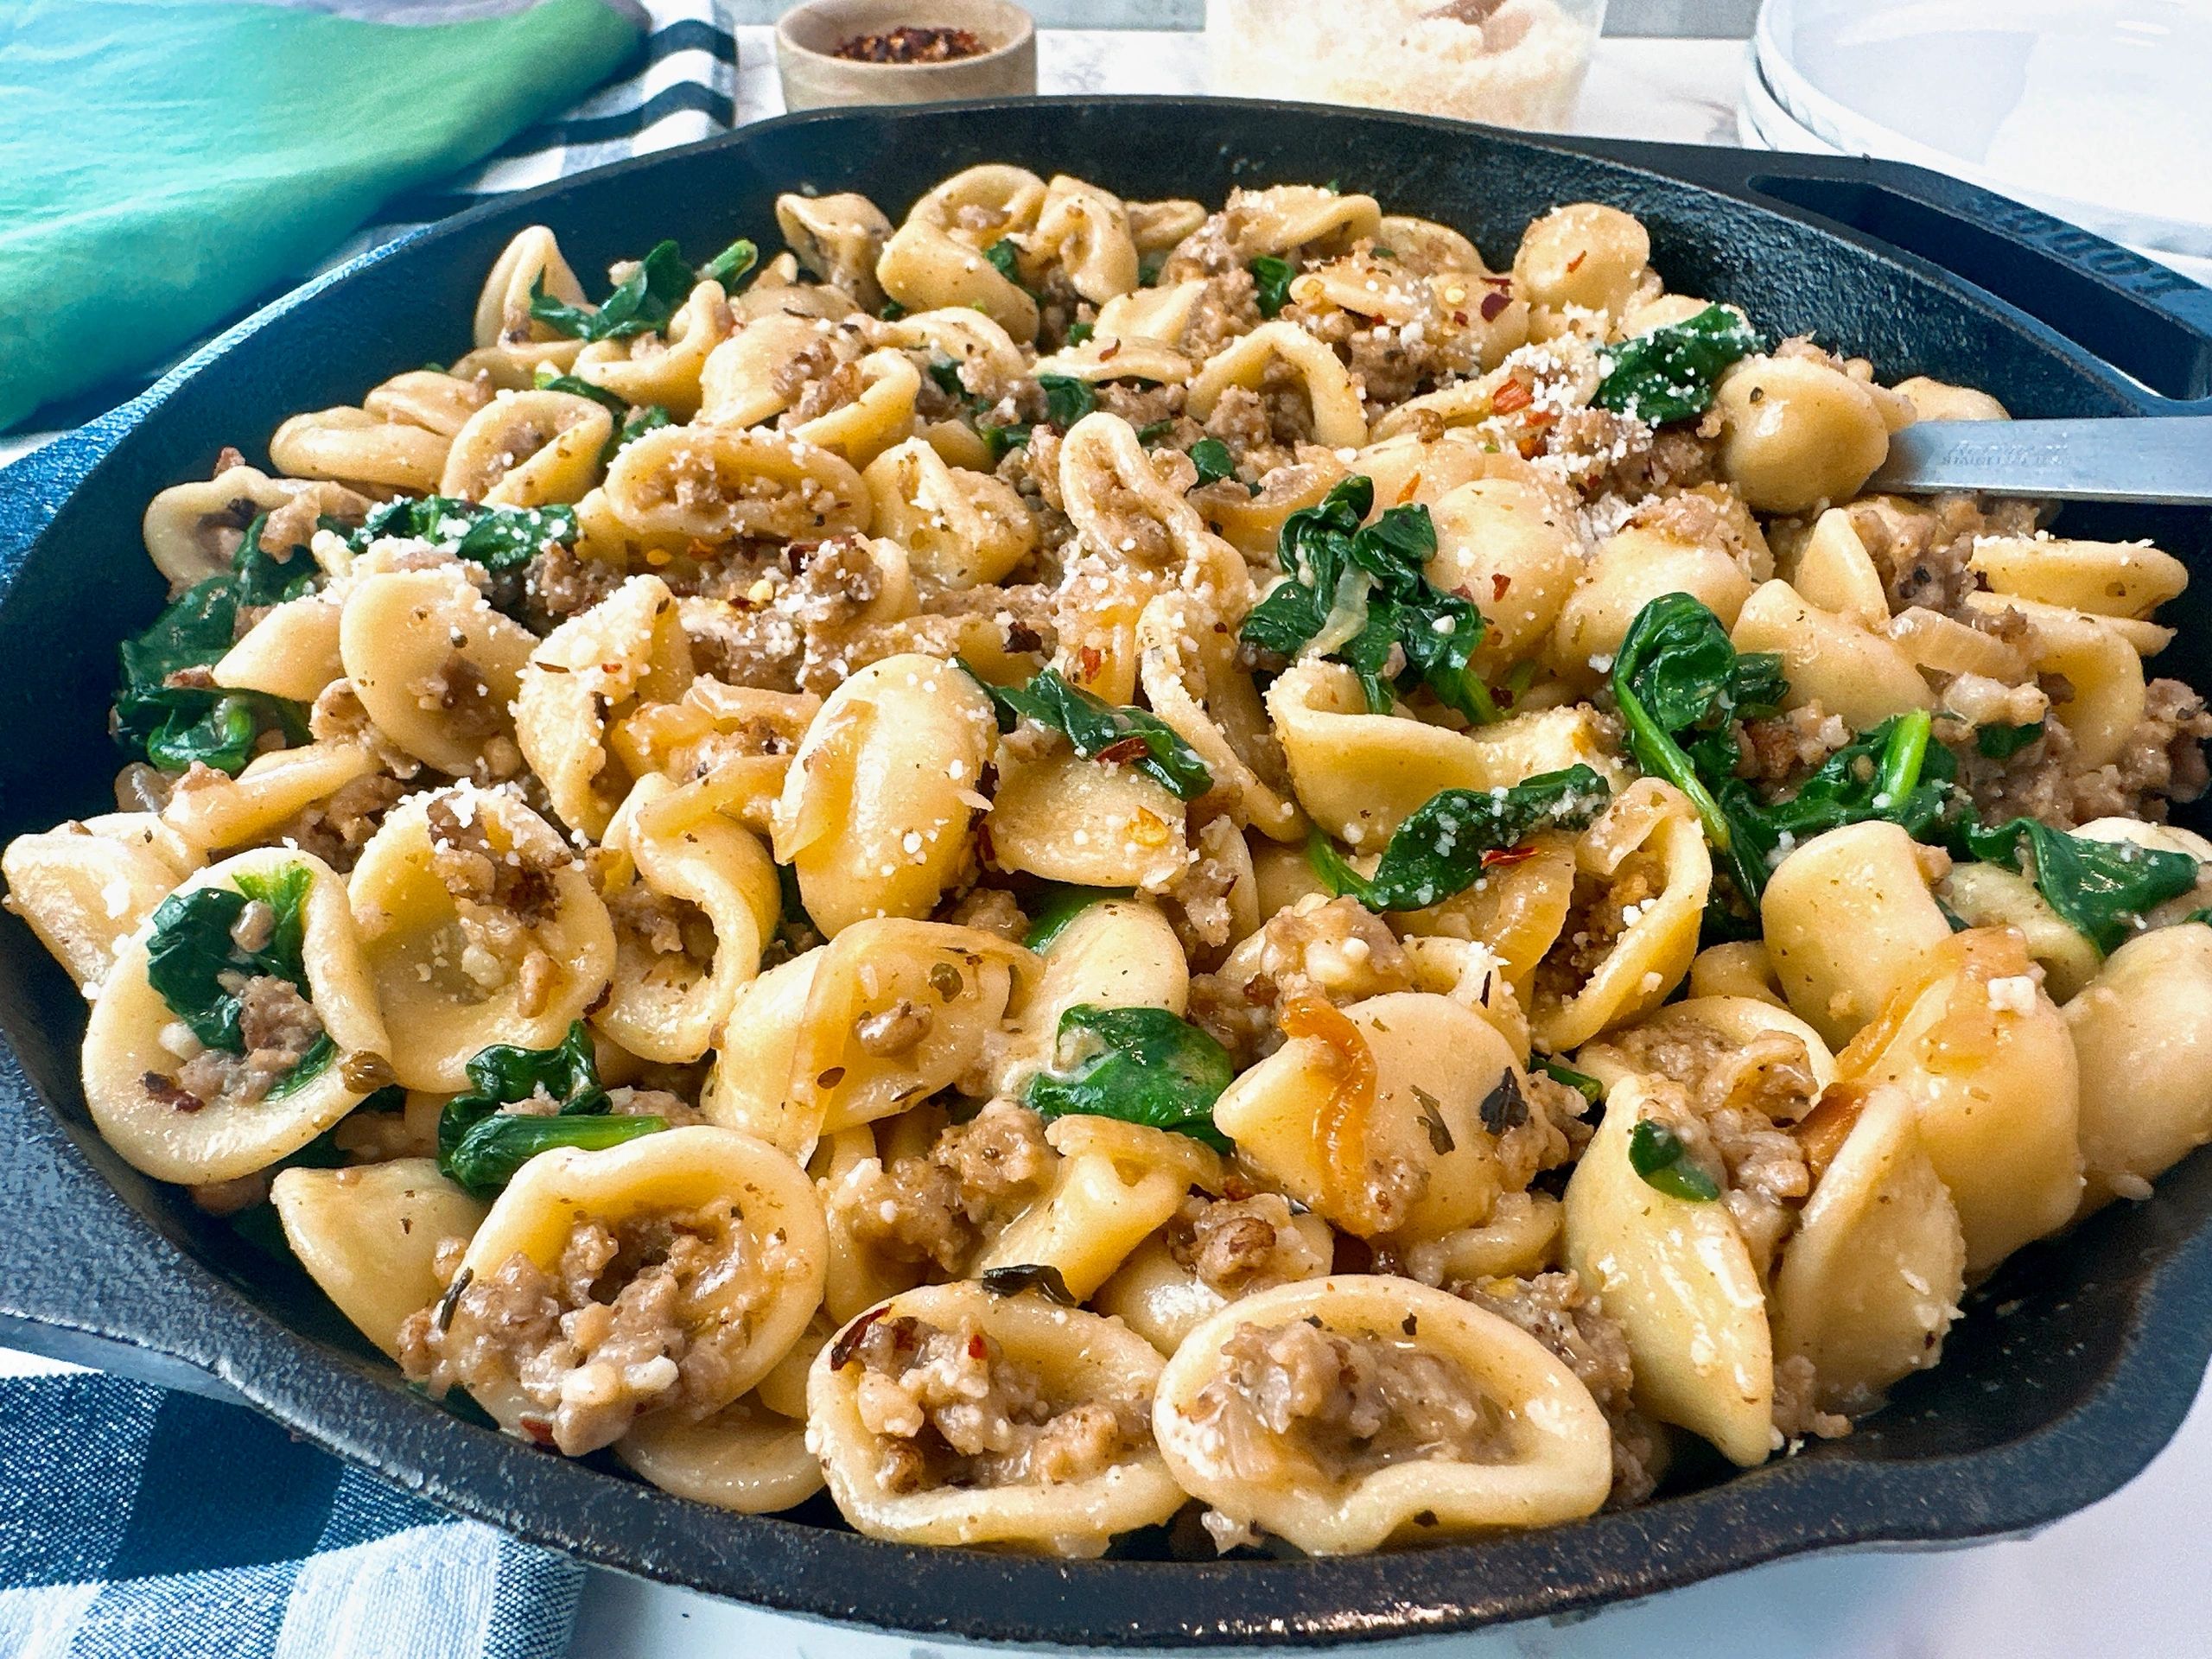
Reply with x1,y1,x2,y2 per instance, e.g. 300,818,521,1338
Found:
1739,0,2212,289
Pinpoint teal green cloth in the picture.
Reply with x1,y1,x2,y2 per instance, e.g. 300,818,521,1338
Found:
0,0,644,431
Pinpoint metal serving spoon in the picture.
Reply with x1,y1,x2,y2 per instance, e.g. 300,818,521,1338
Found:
1868,416,2212,505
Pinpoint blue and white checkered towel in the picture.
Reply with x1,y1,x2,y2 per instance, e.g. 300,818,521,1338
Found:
0,5,741,1651
0,1374,580,1658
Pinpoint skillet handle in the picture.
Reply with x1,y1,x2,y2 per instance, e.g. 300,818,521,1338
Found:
1637,146,2212,412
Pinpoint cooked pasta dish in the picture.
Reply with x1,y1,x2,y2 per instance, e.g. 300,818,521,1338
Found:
10,168,2212,1557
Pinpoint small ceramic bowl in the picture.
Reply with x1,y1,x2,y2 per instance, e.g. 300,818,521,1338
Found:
776,0,1037,111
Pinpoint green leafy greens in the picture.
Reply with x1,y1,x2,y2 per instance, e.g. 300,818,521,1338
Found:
1240,476,1499,724
1307,765,1611,912
338,495,578,571
970,664,1213,800
1592,304,1762,424
1607,594,2198,950
1628,1118,1720,1202
1541,1058,1605,1106
1022,886,1135,952
1036,372,1097,428
436,1022,664,1195
144,863,334,1096
1609,593,1790,906
1250,254,1297,319
1975,721,2045,760
529,237,754,343
1187,436,1237,486
1026,1005,1233,1150
979,422,1033,462
1955,818,2200,955
531,368,671,464
113,514,315,776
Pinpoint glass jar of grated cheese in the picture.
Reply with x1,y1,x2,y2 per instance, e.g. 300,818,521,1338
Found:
1205,0,1605,132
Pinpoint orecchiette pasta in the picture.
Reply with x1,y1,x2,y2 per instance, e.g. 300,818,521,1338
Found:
347,785,614,1091
83,849,390,1184
1565,1075,1773,1466
771,653,996,934
271,1159,488,1357
423,1126,826,1451
810,1281,1183,1554
16,168,2210,1565
1154,1276,1611,1554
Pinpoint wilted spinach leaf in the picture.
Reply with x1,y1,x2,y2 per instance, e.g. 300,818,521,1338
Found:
1027,1005,1234,1150
698,237,758,288
1592,304,1762,424
1036,373,1096,428
979,421,1032,462
1241,476,1498,724
1955,817,2200,955
530,238,699,342
112,513,314,777
143,862,334,1096
1611,594,1787,905
1975,721,2045,760
976,1262,1079,1305
1540,1058,1605,1106
985,238,1023,284
1306,765,1611,912
532,369,627,413
342,496,578,571
437,1022,662,1195
1628,1118,1719,1202
1187,436,1237,486
971,664,1212,800
1023,885,1135,952
1250,254,1296,319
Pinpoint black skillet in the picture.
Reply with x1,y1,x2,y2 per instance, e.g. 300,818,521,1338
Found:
1,99,2209,1648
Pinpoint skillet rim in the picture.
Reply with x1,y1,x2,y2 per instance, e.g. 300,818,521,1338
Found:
1,94,2209,1647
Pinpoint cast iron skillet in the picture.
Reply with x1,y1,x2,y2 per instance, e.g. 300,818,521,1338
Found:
2,99,2210,1647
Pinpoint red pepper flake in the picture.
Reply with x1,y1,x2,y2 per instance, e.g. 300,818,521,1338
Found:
966,1333,988,1360
1566,251,1587,273
1397,471,1423,505
1077,645,1103,682
1491,378,1534,414
832,25,986,62
143,1071,205,1113
1452,311,1470,326
1100,340,1121,360
1095,734,1150,766
1482,844,1539,870
1478,290,1510,321
1491,572,1512,600
828,1307,888,1371
518,1415,556,1448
